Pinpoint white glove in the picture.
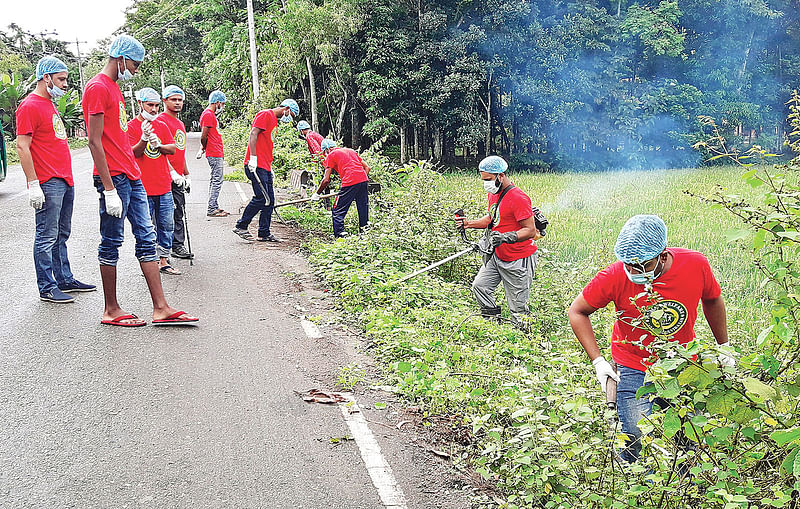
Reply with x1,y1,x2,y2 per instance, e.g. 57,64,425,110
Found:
717,342,736,369
148,133,161,149
310,192,321,201
28,180,45,209
170,169,185,187
103,188,123,218
183,176,191,193
195,148,204,159
592,356,620,393
248,156,258,169
140,120,152,139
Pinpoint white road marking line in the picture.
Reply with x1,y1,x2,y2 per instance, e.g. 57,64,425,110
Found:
234,182,248,202
300,318,323,339
339,397,409,509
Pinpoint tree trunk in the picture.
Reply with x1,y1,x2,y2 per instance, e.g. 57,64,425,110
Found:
414,124,420,160
350,105,361,149
336,92,348,141
306,56,318,132
400,123,408,163
433,125,442,161
736,28,755,93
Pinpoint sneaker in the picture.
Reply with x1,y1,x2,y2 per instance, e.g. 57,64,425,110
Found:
58,279,97,293
171,245,194,259
40,288,76,303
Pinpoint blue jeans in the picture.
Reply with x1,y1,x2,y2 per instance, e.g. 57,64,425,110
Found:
206,156,224,213
617,365,669,463
147,192,175,258
94,174,158,265
332,181,368,237
33,178,75,293
236,165,274,238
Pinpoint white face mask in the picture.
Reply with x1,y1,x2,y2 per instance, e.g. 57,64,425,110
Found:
45,76,66,99
141,110,158,122
118,57,134,82
280,112,293,123
483,176,501,194
623,257,664,286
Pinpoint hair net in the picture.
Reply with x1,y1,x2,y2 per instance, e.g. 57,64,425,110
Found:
297,120,311,131
281,99,299,116
35,56,68,80
162,85,185,100
208,90,226,104
614,215,668,265
136,87,161,103
478,155,508,174
320,139,337,151
108,34,145,62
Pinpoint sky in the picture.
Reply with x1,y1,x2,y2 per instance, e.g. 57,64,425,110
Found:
4,0,131,52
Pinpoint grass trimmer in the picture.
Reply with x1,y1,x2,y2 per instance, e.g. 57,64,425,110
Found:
275,192,338,208
393,208,491,284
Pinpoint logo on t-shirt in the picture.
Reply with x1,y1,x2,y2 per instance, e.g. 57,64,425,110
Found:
144,142,161,159
174,129,186,150
643,300,688,336
52,114,67,140
119,102,128,132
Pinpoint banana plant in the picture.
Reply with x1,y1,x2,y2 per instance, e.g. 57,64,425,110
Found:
0,72,35,135
55,90,84,137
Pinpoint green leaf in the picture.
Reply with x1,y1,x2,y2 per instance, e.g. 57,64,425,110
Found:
663,408,681,438
779,447,799,476
678,365,714,389
683,421,700,442
743,377,778,402
771,428,800,447
706,390,738,416
776,231,800,241
658,378,681,399
725,228,750,243
396,361,413,373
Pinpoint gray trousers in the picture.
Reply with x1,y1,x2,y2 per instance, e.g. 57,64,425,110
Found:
206,156,224,213
172,182,185,249
472,253,537,325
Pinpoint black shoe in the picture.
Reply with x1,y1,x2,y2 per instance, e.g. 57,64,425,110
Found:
58,279,97,293
40,288,76,303
256,234,280,242
171,246,194,259
233,228,253,240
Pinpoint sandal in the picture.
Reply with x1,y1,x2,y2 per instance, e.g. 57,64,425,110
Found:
101,313,147,327
233,228,254,240
207,209,230,217
256,234,280,242
160,264,182,275
153,310,199,325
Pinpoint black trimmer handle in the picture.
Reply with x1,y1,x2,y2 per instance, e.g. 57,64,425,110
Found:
454,208,468,242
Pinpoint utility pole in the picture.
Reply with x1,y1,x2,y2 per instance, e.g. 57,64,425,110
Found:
35,30,58,53
160,68,166,94
246,0,260,99
73,39,87,95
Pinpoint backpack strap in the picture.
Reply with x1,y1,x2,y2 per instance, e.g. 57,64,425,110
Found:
488,184,515,230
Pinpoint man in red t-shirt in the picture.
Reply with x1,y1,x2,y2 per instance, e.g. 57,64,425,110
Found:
310,139,370,238
128,87,179,275
158,85,192,260
82,34,197,327
457,156,539,328
233,99,299,242
200,90,228,217
16,55,96,303
568,214,731,462
297,121,324,157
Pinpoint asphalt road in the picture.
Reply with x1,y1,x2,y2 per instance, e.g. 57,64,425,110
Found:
0,134,471,508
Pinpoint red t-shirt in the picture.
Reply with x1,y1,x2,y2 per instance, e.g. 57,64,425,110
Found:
81,73,140,180
200,108,223,157
127,117,174,196
323,148,368,187
488,187,538,262
15,93,73,186
582,248,722,371
244,110,278,170
157,112,187,175
306,130,324,155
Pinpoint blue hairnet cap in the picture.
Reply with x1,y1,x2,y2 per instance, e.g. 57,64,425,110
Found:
208,90,226,104
162,85,185,99
297,120,311,131
478,155,508,174
136,87,161,103
320,139,336,151
614,215,668,265
108,34,145,62
281,99,299,116
35,55,68,80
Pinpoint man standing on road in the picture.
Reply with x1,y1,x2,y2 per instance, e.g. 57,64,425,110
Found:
456,156,539,327
297,120,324,157
82,34,198,326
233,99,299,242
16,55,96,303
200,90,228,217
158,85,193,261
128,87,181,275
568,214,732,463
310,139,370,238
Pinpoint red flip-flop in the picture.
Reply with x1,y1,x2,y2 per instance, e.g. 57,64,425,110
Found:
152,311,199,326
101,314,147,327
